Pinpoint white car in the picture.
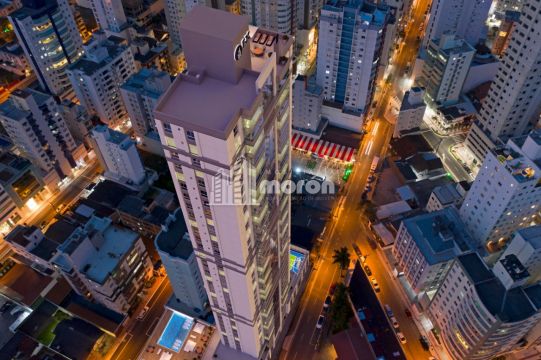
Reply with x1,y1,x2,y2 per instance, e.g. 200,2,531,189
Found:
371,277,380,292
137,305,149,320
390,316,399,329
316,315,325,329
397,332,407,344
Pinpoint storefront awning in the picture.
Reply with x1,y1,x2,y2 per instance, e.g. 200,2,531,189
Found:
292,133,356,162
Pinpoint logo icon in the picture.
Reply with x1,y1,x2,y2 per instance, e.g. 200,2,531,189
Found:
210,156,258,206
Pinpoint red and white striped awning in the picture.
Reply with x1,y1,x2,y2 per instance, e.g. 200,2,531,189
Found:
291,133,356,162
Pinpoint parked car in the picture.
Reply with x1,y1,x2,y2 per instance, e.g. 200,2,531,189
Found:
371,277,380,292
384,304,394,317
137,305,149,320
324,295,332,309
390,316,399,329
419,335,430,351
364,265,372,276
329,283,337,295
316,315,325,329
404,308,412,318
397,332,407,344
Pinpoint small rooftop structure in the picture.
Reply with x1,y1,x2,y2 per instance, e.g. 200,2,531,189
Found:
155,209,191,260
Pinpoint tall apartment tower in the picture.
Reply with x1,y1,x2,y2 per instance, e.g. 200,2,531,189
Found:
88,0,127,34
465,1,541,162
67,33,136,126
418,34,475,106
297,0,324,30
120,68,172,144
241,0,296,34
0,88,84,181
91,125,146,188
316,1,388,128
460,129,541,248
154,7,294,358
9,0,83,98
423,0,492,48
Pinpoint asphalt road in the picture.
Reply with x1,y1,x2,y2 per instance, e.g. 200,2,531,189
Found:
109,279,173,360
280,0,432,359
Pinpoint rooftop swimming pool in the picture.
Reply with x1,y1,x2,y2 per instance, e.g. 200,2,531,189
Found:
289,249,305,274
157,311,194,352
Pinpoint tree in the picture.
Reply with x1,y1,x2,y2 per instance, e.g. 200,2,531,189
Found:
332,247,350,273
330,283,353,333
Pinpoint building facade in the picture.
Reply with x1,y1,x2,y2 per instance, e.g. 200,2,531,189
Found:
497,226,541,282
465,1,541,162
316,1,388,129
460,130,541,248
67,33,136,126
292,75,325,137
241,0,296,35
9,0,83,98
423,0,491,48
155,208,208,312
418,34,475,107
154,7,294,358
91,125,147,189
88,0,127,34
394,86,426,137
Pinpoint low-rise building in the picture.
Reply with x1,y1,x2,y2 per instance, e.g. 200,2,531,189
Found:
497,226,541,283
429,252,541,360
155,208,207,313
426,183,463,212
292,75,325,138
394,87,426,137
392,207,477,299
52,216,153,314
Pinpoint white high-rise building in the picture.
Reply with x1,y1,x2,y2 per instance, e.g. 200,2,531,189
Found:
296,0,323,30
67,33,136,126
88,0,127,34
465,0,541,162
120,68,172,145
241,0,296,35
292,75,324,137
0,88,85,181
316,1,388,130
498,225,541,282
419,34,475,106
155,208,208,312
460,129,541,248
91,125,146,188
9,0,83,98
154,7,294,358
394,86,426,137
423,0,492,48
165,0,211,50
429,252,541,360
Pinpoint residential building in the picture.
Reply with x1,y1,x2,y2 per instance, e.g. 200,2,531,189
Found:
120,68,172,153
292,75,325,137
154,7,294,358
0,0,21,17
492,11,521,57
465,1,541,162
429,252,541,360
0,152,46,235
59,100,94,147
498,225,541,282
88,0,128,35
423,0,492,48
496,0,524,12
316,1,388,131
9,0,83,98
0,41,29,76
67,32,136,126
394,86,426,137
132,36,170,73
426,183,463,212
297,0,324,30
392,207,477,299
241,0,296,35
460,130,541,248
165,0,211,50
461,49,499,94
155,208,208,313
91,125,147,189
0,88,86,186
418,34,475,107
52,216,153,314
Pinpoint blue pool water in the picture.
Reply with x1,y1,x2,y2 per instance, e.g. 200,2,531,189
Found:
157,311,194,352
290,250,305,274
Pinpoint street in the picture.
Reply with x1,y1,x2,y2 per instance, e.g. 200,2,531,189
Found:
280,0,432,359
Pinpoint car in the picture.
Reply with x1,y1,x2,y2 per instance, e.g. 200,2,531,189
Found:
364,185,372,192
329,283,337,295
323,295,332,309
419,335,430,351
146,345,155,353
404,308,412,318
384,304,394,317
367,175,375,183
390,316,399,329
156,348,163,355
353,245,363,258
364,265,372,276
397,332,407,344
316,315,325,329
371,277,380,292
137,305,149,320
